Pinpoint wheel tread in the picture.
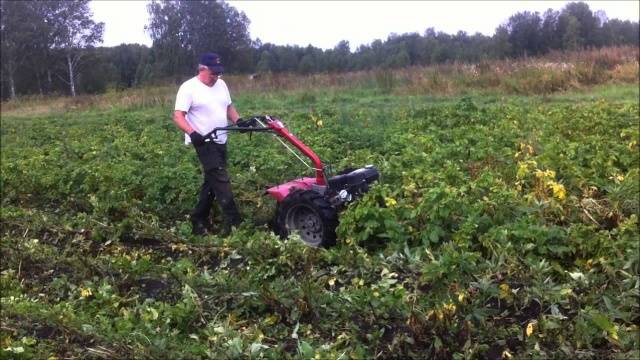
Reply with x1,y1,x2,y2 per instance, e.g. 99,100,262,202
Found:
276,190,338,247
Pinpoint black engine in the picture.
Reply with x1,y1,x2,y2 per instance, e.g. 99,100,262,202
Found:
327,165,379,205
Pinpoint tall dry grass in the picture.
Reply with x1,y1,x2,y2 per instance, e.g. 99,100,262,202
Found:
397,46,639,95
2,46,638,117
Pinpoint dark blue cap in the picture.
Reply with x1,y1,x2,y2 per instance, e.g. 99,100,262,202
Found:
200,52,224,74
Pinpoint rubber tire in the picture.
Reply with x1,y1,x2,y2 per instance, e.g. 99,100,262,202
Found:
276,190,338,247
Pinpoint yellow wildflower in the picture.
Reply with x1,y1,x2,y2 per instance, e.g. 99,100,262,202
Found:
518,143,534,155
516,160,537,179
547,181,566,201
610,326,619,341
403,182,417,195
586,259,593,270
526,322,535,337
384,197,397,207
517,164,529,179
80,287,93,298
499,283,511,300
443,302,456,315
535,169,555,179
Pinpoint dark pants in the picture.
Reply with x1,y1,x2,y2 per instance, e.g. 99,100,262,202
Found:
191,142,241,226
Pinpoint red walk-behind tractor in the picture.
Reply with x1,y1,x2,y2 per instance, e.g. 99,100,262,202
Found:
205,115,379,247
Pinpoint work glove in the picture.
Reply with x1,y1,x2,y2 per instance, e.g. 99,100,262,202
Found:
236,118,257,133
236,118,254,127
189,131,206,147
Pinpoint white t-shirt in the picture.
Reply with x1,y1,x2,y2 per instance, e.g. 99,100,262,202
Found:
175,77,232,144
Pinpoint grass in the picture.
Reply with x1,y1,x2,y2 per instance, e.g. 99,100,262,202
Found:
1,46,637,118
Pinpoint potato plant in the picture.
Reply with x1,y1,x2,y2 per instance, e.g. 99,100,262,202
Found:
1,87,638,359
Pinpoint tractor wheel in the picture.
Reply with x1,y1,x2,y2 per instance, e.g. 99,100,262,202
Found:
276,190,338,247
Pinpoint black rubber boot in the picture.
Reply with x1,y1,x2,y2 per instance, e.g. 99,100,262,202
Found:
191,219,209,236
219,216,242,237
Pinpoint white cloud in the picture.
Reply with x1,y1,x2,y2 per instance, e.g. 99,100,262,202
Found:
91,0,639,49
90,0,152,47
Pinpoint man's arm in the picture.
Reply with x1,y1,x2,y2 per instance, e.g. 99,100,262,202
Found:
227,104,240,124
174,110,195,134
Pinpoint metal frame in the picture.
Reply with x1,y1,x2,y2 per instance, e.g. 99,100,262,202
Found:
205,115,327,186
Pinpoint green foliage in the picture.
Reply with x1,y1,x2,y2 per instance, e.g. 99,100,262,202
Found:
1,88,638,359
146,0,252,74
2,0,639,99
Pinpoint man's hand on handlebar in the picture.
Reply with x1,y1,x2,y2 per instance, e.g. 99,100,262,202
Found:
236,117,259,133
236,117,258,127
204,116,271,139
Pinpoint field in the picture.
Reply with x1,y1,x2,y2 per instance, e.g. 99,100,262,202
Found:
1,54,639,358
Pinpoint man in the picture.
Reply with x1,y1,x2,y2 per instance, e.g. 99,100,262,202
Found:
173,52,242,235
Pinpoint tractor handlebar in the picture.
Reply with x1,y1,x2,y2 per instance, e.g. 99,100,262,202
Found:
204,115,276,140
203,115,327,185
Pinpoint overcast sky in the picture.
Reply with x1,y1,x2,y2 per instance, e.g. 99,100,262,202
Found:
90,1,640,50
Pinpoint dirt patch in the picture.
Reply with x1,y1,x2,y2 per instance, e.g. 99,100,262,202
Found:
194,252,222,270
15,257,76,289
484,342,506,360
1,314,133,359
280,338,298,355
119,236,164,248
117,276,181,303
516,298,542,323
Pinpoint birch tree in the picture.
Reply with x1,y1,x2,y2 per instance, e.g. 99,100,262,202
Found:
48,0,104,97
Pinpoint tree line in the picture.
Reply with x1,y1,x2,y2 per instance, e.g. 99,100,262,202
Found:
1,0,638,99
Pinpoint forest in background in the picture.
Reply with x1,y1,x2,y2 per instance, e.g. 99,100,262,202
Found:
1,0,638,100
